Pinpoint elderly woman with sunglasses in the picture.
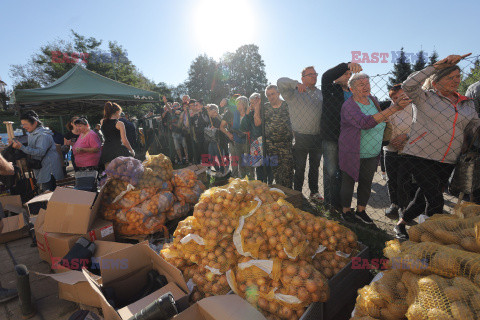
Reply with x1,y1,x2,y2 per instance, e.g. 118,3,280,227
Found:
339,73,411,225
393,53,480,239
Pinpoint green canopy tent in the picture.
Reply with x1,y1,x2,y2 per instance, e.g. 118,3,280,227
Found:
10,64,161,116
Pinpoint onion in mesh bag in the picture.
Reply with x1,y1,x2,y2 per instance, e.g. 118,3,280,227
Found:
105,156,144,185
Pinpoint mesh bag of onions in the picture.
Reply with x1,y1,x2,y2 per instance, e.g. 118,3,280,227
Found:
172,169,198,188
105,156,144,186
160,178,359,320
142,153,173,181
174,180,206,204
165,201,192,221
113,213,166,236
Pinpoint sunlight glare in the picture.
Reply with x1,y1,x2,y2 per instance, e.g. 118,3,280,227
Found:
193,0,256,59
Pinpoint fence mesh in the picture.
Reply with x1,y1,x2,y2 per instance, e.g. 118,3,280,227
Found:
140,55,480,237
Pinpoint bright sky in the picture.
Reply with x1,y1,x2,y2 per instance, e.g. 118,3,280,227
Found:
1,0,480,100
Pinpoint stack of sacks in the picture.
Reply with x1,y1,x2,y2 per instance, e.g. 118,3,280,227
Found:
161,178,359,320
100,154,203,236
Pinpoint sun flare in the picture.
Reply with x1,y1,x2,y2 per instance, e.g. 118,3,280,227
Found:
193,0,256,59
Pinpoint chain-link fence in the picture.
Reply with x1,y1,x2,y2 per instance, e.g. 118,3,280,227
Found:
143,54,480,237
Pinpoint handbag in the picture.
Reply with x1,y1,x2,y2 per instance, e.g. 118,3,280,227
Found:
450,129,480,195
249,136,263,167
75,169,98,192
204,127,218,142
26,143,53,170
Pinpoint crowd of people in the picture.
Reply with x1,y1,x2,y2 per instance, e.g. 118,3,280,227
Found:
152,53,480,239
5,53,480,240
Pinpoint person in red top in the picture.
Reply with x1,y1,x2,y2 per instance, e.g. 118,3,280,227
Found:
72,118,102,169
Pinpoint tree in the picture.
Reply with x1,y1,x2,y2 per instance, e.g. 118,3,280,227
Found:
222,44,268,97
185,54,228,104
413,50,427,71
171,82,188,102
428,50,439,66
459,58,480,95
10,30,157,93
388,48,412,88
151,82,173,99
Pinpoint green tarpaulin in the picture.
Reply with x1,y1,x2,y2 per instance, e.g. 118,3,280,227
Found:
11,65,160,115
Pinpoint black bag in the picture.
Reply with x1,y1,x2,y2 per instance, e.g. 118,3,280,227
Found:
204,127,219,142
26,143,53,170
450,129,480,195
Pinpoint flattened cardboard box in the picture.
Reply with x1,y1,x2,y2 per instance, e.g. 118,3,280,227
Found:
35,209,115,266
0,212,27,244
39,240,133,308
84,242,189,320
43,187,102,234
174,295,267,320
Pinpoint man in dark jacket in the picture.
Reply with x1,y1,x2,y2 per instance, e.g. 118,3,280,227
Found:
119,113,137,150
320,62,362,210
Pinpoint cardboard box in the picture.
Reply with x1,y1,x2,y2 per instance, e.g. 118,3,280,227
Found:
0,195,24,215
43,187,102,234
35,209,116,265
0,213,27,243
39,240,133,307
84,242,189,320
26,192,53,216
174,295,266,320
34,209,50,261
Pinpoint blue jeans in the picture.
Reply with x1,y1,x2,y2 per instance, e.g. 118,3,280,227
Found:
322,140,341,208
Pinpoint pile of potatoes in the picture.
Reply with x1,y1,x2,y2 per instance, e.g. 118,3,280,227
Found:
454,201,480,218
352,269,480,320
384,240,480,281
351,269,408,320
408,214,480,253
405,273,480,320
